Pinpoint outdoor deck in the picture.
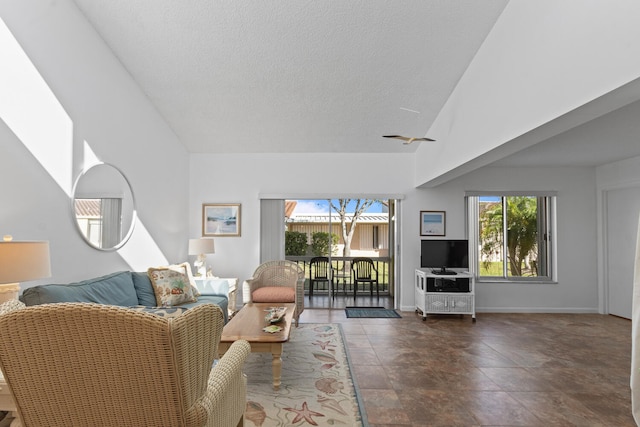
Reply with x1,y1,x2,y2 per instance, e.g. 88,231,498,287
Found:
286,256,391,297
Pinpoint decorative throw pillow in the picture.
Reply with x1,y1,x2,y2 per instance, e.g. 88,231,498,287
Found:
0,299,26,316
148,263,199,306
183,262,201,298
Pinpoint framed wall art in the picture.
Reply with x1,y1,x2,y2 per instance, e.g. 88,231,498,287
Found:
420,210,445,236
202,203,241,237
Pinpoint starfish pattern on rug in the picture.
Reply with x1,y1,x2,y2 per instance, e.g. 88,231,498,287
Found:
284,401,324,425
311,339,336,351
244,324,366,426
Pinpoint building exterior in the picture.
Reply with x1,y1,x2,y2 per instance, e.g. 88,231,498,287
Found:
286,213,389,257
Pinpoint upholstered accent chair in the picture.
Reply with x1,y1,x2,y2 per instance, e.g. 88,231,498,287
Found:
243,260,305,326
0,303,250,427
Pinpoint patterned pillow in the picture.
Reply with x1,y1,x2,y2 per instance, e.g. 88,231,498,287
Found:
0,299,26,315
148,263,199,306
185,263,201,298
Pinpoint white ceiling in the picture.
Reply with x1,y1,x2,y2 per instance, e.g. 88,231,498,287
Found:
493,97,640,168
72,0,509,154
72,0,640,169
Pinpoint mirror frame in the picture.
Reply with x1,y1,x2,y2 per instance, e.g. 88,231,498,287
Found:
71,163,137,251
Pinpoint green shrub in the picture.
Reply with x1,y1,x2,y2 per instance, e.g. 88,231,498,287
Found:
285,231,308,256
311,232,339,256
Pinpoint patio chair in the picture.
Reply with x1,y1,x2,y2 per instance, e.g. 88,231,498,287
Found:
243,260,305,326
309,256,332,297
351,257,380,298
0,303,251,427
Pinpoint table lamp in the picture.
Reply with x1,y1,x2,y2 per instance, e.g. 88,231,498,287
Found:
188,238,215,277
0,235,51,303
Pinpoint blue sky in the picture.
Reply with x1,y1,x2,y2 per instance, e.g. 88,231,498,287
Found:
479,196,501,202
291,199,386,214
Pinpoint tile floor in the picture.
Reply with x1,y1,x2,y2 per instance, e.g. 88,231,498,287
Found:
300,306,635,426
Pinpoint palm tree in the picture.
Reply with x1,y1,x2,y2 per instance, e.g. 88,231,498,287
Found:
480,196,538,276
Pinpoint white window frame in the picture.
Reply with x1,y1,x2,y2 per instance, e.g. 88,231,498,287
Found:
466,191,557,283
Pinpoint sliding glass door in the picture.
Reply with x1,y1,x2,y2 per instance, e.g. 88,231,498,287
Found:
283,198,396,308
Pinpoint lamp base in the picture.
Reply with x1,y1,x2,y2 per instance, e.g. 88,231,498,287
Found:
0,283,20,304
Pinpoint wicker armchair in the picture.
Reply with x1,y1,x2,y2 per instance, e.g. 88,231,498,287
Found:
0,303,251,427
242,260,305,326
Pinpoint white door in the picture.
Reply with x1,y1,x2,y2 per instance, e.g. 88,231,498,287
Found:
607,187,640,318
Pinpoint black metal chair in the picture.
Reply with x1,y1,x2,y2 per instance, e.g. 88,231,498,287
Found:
351,257,379,298
309,256,332,297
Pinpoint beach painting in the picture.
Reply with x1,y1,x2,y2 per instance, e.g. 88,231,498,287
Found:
203,203,241,236
420,210,445,236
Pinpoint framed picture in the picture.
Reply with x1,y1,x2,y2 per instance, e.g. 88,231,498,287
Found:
202,203,241,237
420,210,445,236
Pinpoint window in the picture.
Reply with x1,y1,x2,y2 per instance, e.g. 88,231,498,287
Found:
372,225,379,249
467,193,556,282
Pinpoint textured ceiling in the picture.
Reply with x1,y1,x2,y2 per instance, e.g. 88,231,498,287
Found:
72,0,509,154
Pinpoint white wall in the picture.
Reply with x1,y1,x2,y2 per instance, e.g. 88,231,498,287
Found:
0,0,614,316
190,154,600,313
189,153,415,294
0,0,190,286
441,166,599,313
416,0,640,187
597,156,640,315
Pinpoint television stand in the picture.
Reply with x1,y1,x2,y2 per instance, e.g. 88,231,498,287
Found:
430,269,457,276
415,268,475,322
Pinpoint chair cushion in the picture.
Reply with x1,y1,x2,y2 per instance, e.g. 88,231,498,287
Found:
148,263,199,306
252,286,295,303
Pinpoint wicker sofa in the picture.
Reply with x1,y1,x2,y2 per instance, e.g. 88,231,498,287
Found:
20,270,231,322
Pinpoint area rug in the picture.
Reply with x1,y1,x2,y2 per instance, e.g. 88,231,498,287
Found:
345,307,401,318
243,323,368,427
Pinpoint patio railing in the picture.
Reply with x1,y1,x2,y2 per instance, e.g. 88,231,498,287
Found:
285,256,391,296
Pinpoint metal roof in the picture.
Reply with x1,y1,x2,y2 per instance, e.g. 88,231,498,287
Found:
74,199,101,218
287,213,388,224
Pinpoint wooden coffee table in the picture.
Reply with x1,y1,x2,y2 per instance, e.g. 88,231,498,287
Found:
217,302,295,390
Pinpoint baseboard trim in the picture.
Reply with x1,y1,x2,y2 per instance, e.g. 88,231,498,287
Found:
400,305,599,314
476,307,599,313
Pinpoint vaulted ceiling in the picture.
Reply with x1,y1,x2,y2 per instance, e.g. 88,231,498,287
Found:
72,1,640,169
72,0,509,154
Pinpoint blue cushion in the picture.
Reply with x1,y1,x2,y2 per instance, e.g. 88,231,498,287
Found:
21,271,138,307
178,295,228,323
131,272,157,306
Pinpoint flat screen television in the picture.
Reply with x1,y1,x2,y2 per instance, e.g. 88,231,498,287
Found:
420,239,469,269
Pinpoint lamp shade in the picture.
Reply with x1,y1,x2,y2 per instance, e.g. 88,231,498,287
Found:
188,238,215,255
0,240,51,284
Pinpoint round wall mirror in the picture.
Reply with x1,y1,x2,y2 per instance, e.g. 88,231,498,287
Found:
71,163,136,251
